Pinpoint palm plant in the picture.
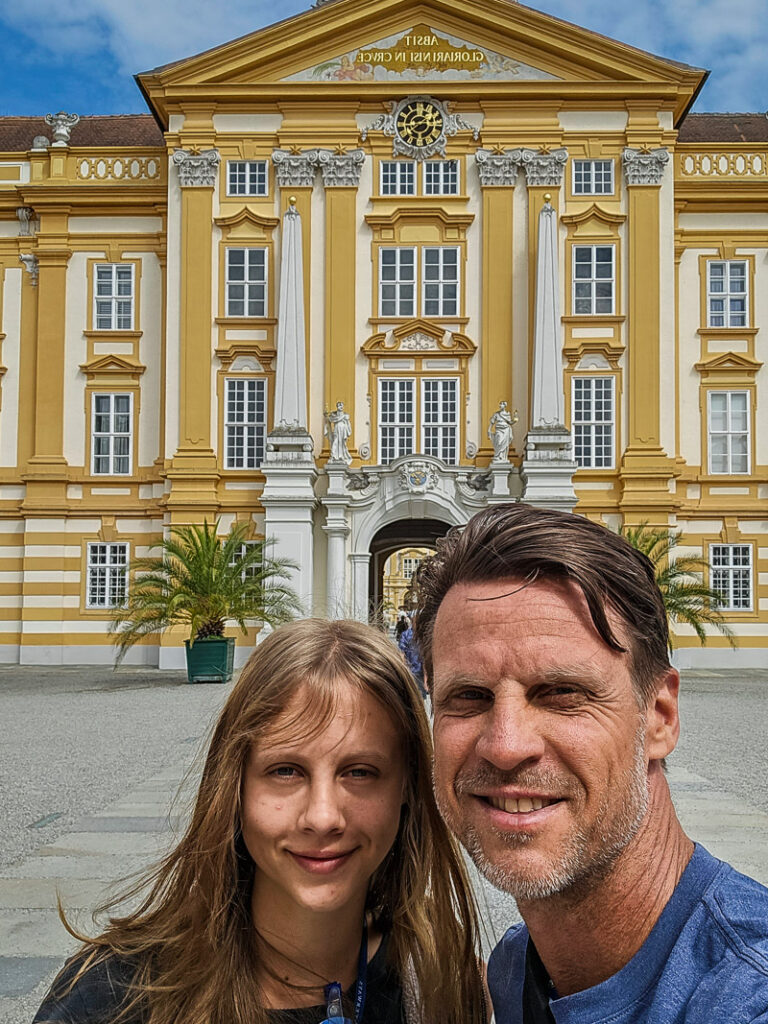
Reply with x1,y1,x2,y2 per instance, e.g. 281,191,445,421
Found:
620,522,735,649
109,519,302,664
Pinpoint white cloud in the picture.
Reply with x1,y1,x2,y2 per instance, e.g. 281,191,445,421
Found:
2,0,766,111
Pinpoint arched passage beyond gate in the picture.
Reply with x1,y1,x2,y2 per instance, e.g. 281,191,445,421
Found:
368,518,450,621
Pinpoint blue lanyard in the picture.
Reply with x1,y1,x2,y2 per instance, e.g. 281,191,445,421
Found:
321,922,368,1024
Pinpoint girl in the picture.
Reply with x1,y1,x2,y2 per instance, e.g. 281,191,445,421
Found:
34,619,486,1024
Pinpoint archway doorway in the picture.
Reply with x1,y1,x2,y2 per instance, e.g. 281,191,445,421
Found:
368,518,450,626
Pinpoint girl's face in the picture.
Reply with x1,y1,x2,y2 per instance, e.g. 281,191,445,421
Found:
241,679,407,920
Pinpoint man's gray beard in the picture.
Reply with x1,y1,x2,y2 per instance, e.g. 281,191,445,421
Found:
437,725,649,903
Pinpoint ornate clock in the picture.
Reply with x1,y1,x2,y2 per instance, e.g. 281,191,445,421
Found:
360,95,479,161
395,99,444,149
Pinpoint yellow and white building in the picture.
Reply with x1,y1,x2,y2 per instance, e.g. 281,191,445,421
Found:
0,0,765,667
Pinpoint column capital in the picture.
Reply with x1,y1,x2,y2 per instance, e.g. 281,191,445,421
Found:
272,149,317,188
315,148,366,188
516,147,568,187
475,148,521,187
19,254,39,285
172,148,220,187
622,147,669,186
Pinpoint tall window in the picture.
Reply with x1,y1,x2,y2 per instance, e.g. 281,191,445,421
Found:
227,160,268,196
94,265,134,330
708,391,749,474
86,543,128,608
379,379,415,463
424,160,459,195
707,261,747,327
573,160,613,195
92,393,132,475
228,541,262,580
710,544,752,611
572,377,614,468
402,556,421,579
378,377,459,465
573,246,614,315
423,248,459,316
224,378,267,469
381,161,415,196
226,248,267,317
380,249,416,317
422,378,458,463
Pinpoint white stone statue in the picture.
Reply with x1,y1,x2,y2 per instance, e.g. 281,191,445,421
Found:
325,401,352,464
44,112,80,147
488,401,518,461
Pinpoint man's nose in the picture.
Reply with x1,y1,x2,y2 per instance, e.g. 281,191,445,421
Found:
474,695,546,770
300,778,346,834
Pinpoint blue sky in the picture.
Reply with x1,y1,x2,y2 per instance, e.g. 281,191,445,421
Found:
0,0,765,117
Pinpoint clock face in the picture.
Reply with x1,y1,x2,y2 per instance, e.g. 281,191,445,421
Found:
396,100,444,148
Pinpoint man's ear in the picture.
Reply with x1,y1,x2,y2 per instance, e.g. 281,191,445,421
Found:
645,667,680,761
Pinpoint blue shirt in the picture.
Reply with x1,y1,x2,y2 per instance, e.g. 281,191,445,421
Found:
488,844,768,1023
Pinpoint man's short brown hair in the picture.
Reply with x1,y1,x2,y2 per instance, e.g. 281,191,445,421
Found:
413,503,671,705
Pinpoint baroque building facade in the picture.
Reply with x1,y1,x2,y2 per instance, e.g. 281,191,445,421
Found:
0,0,765,667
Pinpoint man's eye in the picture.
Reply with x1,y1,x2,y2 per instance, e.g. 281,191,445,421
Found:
345,767,375,779
270,765,299,779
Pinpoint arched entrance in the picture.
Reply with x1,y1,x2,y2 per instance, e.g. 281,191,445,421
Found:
368,518,450,623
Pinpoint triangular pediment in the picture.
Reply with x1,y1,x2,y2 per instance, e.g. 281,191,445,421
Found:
695,351,763,375
80,354,146,379
138,0,705,124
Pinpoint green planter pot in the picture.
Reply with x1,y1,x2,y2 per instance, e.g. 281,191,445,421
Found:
184,636,235,684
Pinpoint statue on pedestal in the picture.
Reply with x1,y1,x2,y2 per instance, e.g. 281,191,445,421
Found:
324,401,352,465
488,401,518,462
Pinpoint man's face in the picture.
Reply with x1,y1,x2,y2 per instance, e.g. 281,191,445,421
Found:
431,577,675,902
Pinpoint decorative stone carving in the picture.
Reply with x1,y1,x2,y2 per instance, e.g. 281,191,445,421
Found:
465,439,478,458
400,332,438,351
16,207,35,236
316,148,366,187
346,471,371,492
622,147,669,186
399,460,438,494
32,135,50,150
466,471,491,492
475,148,522,187
272,149,317,188
515,147,568,187
361,96,479,160
44,112,79,147
19,254,39,286
488,401,518,461
172,148,220,187
324,401,353,464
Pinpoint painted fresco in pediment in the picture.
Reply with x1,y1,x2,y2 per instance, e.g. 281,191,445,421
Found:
281,24,561,83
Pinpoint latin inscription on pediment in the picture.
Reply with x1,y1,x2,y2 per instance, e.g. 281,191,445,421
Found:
282,25,561,83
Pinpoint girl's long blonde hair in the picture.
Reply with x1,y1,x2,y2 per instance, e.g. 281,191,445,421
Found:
54,619,485,1024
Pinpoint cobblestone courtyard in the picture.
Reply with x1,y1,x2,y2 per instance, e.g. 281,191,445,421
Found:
2,665,768,1023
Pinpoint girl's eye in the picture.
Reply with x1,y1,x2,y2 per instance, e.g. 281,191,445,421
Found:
271,765,299,779
346,767,374,779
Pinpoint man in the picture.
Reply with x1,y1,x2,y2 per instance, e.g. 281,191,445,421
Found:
415,503,768,1024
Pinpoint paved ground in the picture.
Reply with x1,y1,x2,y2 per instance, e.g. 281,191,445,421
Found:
2,667,768,1022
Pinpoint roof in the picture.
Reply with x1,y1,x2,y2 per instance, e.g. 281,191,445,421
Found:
678,113,768,143
0,115,164,153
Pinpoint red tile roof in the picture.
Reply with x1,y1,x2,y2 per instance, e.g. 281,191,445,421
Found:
677,113,768,143
0,115,164,153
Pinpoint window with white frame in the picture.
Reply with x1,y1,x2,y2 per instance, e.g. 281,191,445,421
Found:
228,540,262,580
378,377,459,465
710,544,752,611
380,248,416,317
380,161,415,196
226,248,267,317
707,261,747,327
424,160,459,195
573,160,613,195
224,378,267,469
379,379,415,463
422,378,458,463
92,393,132,475
708,391,750,474
573,245,615,315
423,247,459,316
572,377,614,468
94,264,134,330
227,160,268,196
402,556,421,580
86,542,128,608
